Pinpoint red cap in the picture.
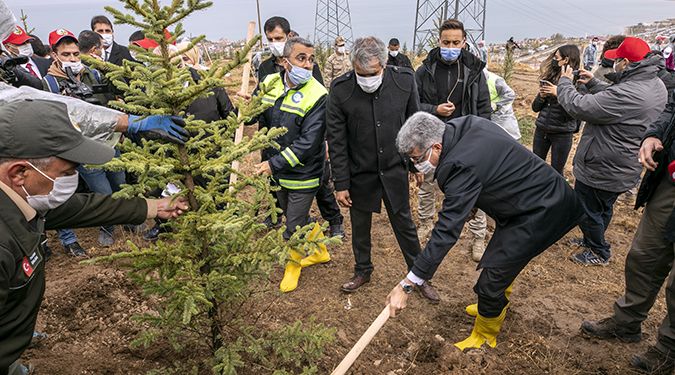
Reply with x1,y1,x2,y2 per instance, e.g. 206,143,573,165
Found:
3,25,33,46
48,28,78,48
604,36,651,62
132,37,159,50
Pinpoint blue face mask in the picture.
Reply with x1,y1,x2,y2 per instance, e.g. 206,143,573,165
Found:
286,59,313,86
440,47,462,61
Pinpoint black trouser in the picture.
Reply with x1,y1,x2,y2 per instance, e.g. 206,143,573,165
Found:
574,180,621,260
532,128,573,175
613,174,675,353
315,160,343,226
276,189,315,240
475,258,531,318
349,190,420,275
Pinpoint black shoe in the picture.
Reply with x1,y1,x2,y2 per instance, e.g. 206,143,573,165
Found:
570,249,610,266
329,223,345,239
630,346,675,374
263,216,283,229
143,225,161,241
64,242,87,257
580,317,641,343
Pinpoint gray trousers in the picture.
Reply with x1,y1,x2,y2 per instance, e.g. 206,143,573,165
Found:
276,189,315,240
418,171,487,239
613,174,675,353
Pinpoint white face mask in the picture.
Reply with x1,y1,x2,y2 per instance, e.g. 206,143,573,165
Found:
270,41,285,57
18,43,33,57
389,50,399,57
356,71,383,93
21,162,79,212
414,148,436,174
101,33,114,48
337,46,346,54
61,60,84,74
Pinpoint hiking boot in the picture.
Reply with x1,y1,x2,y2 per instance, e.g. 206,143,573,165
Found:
329,223,345,239
570,249,609,266
64,242,87,257
630,346,675,374
98,228,114,247
580,317,641,343
341,273,370,293
417,281,440,304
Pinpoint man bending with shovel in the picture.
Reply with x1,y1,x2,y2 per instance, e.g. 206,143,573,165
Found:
387,112,584,350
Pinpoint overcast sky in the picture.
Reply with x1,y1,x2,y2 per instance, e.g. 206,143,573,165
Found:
5,0,675,46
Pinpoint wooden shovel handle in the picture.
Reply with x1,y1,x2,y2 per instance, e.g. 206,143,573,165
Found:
330,305,391,375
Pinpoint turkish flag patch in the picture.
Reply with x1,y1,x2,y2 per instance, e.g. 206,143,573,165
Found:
22,256,34,277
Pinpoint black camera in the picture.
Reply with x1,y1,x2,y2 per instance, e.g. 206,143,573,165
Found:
59,67,106,105
0,56,28,84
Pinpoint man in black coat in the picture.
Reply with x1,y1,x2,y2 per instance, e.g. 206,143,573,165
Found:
580,89,675,374
91,15,134,66
387,112,584,351
414,18,493,261
327,36,438,302
386,38,412,69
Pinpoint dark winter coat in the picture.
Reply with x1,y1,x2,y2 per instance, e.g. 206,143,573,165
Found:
415,47,492,120
0,183,148,374
387,53,413,69
327,66,419,214
107,42,134,66
636,90,675,242
557,55,668,193
186,68,235,122
411,116,585,280
531,93,578,133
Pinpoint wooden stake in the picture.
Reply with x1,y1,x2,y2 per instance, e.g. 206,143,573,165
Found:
230,21,256,189
330,305,391,375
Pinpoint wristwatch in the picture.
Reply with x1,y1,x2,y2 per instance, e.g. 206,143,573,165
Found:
399,279,414,294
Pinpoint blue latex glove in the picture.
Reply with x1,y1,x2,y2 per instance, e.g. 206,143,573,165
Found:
127,115,189,145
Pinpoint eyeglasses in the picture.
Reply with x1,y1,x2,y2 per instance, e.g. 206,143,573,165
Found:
410,146,432,164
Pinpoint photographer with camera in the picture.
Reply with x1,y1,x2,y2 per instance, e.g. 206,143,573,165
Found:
0,25,50,89
42,29,110,107
554,37,668,266
2,25,50,78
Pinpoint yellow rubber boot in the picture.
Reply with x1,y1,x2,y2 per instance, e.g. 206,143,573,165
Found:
454,307,508,351
279,249,303,293
299,223,331,268
465,284,513,317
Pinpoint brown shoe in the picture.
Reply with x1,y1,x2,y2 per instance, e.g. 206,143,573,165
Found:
341,273,370,293
417,281,440,304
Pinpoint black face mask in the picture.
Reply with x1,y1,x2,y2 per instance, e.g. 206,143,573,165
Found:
551,60,561,70
601,57,614,68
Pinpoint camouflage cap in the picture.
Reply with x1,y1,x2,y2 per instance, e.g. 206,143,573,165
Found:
334,36,346,46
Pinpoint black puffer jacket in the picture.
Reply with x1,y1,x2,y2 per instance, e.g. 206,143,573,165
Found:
531,93,577,133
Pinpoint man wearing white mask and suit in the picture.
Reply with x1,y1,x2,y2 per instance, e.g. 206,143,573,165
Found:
326,36,440,303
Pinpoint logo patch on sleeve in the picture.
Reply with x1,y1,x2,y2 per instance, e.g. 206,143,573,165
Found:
22,257,34,277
